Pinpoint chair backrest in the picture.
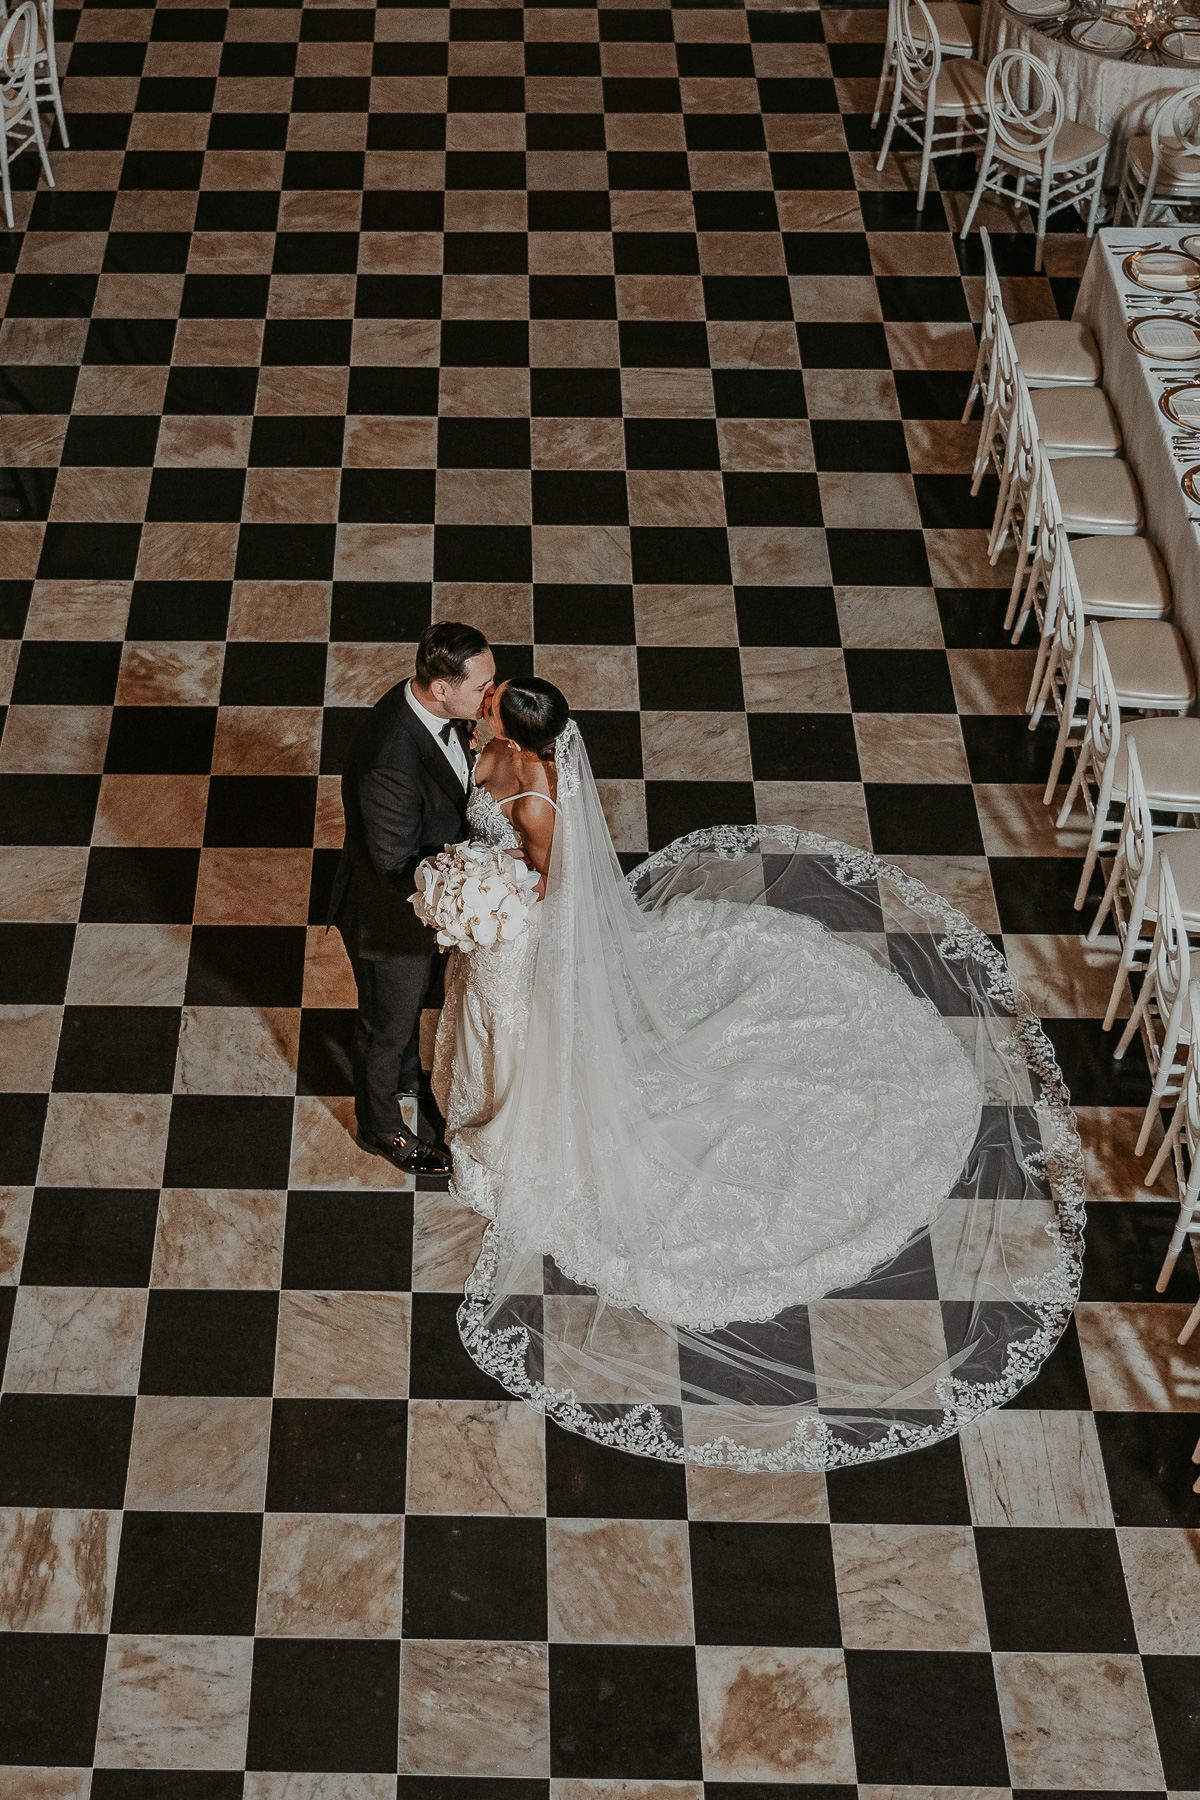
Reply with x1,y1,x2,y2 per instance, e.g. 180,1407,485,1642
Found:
1053,538,1085,676
985,48,1064,166
1180,980,1200,1157
1153,850,1192,1020
1121,733,1156,903
0,1,37,92
1084,621,1122,821
1150,80,1200,166
894,0,940,98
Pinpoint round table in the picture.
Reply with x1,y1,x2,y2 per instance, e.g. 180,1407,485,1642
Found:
981,0,1200,184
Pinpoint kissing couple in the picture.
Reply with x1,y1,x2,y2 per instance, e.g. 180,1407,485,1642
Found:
328,618,1023,1471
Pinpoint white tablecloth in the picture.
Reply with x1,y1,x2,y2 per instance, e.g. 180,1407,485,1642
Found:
981,0,1200,184
1074,228,1200,679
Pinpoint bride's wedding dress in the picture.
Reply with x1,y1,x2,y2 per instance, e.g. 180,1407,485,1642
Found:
432,724,1085,1472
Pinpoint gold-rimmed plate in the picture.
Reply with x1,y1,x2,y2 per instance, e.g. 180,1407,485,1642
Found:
1004,0,1071,15
1124,247,1200,292
1067,14,1137,48
1182,463,1200,502
1128,313,1200,358
1160,25,1200,55
1160,381,1200,427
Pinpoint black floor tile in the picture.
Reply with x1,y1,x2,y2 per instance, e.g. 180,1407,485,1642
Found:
826,528,931,586
282,1191,413,1291
203,775,318,847
975,1527,1138,1652
748,713,860,781
826,1433,972,1524
139,1290,280,1396
645,781,757,850
989,857,1104,935
247,1639,401,1774
1094,1412,1200,1528
80,847,200,924
163,1095,296,1189
546,1420,689,1519
1142,1655,1200,1789
403,1515,548,1640
0,1631,107,1768
53,1005,180,1094
637,647,743,711
266,1399,408,1513
21,1188,159,1287
185,925,307,1007
1080,1201,1200,1304
0,775,99,846
690,1522,842,1646
845,1649,1009,1785
0,1093,48,1185
0,922,75,1003
1003,1314,1093,1410
961,715,1061,785
408,1292,512,1402
0,1394,135,1507
1040,1019,1152,1108
104,705,217,776
11,639,121,705
864,784,983,856
549,1644,703,1779
844,648,955,713
111,1511,263,1635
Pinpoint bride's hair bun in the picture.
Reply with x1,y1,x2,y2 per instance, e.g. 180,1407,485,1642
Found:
499,678,570,762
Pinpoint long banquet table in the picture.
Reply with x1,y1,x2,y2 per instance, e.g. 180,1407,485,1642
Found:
1074,228,1200,684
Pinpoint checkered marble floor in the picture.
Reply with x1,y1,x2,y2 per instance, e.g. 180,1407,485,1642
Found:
1,0,1200,1789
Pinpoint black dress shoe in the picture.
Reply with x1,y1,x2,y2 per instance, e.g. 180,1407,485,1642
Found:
356,1128,451,1176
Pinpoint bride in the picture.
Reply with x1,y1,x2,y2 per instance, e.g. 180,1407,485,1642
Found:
432,679,1085,1472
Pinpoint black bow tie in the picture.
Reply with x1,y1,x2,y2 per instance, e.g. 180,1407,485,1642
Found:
439,722,457,744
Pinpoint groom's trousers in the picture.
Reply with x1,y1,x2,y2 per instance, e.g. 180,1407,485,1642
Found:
341,938,443,1144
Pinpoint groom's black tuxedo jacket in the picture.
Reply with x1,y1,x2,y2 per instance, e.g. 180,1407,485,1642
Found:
328,681,471,959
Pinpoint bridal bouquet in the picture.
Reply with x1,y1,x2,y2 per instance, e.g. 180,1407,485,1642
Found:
410,841,541,951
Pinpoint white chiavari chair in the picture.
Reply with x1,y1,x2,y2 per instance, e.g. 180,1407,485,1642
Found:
1115,82,1200,228
1145,988,1200,1348
872,0,980,129
875,0,987,212
959,50,1105,272
0,0,53,231
0,0,66,152
1113,851,1192,1156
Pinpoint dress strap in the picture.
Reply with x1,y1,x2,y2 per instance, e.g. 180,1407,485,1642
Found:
501,789,559,812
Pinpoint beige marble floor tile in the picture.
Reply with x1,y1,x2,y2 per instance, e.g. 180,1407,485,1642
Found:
994,1652,1164,1791
1076,1119,1175,1201
37,1093,171,1188
324,642,416,710
531,526,632,589
302,924,358,1010
542,1295,681,1404
596,777,648,854
858,1790,1007,1800
92,773,209,848
803,368,897,420
831,1523,989,1651
1119,1526,1200,1653
0,845,89,923
399,1639,550,1777
1076,1302,1200,1412
257,1513,405,1638
0,1773,90,1800
948,647,1039,716
116,640,225,707
633,586,738,647
24,579,130,640
275,1290,410,1398
174,1006,300,1097
820,472,919,532
887,856,999,933
855,714,969,784
245,1778,397,1800
535,643,638,710
0,1006,61,1093
211,706,322,778
4,1286,147,1395
727,525,830,586
407,1399,545,1516
686,1465,828,1523
193,846,312,927
547,1518,693,1644
929,1193,1064,1302
974,783,1092,858
809,1299,948,1410
0,704,111,774
228,581,332,643
1001,933,1116,1020
125,1394,272,1511
640,712,751,782
94,1633,254,1770
0,1187,32,1285
552,1785,704,1800
151,1188,286,1289
411,1191,487,1292
289,1094,411,1190
754,781,871,849
741,646,850,712
696,1645,856,1783
432,582,533,645
960,1409,1114,1527
65,923,191,1006
0,1506,121,1631
835,586,942,650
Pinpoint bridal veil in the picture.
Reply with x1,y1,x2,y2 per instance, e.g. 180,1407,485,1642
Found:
455,722,1085,1472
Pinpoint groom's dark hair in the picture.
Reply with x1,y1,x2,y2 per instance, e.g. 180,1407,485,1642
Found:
415,621,490,687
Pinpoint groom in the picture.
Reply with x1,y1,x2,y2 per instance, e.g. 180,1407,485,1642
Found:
328,620,496,1174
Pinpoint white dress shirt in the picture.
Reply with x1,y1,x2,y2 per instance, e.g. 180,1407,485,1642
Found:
406,681,470,790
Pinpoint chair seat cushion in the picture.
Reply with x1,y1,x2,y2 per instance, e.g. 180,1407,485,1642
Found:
1080,620,1195,710
1001,117,1108,174
933,57,987,112
1054,455,1144,532
1032,384,1123,456
1113,717,1200,809
1072,535,1172,617
1011,318,1102,386
1126,134,1200,194
924,0,982,49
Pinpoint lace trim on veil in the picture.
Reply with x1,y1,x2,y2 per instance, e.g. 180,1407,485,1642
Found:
455,826,1086,1475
